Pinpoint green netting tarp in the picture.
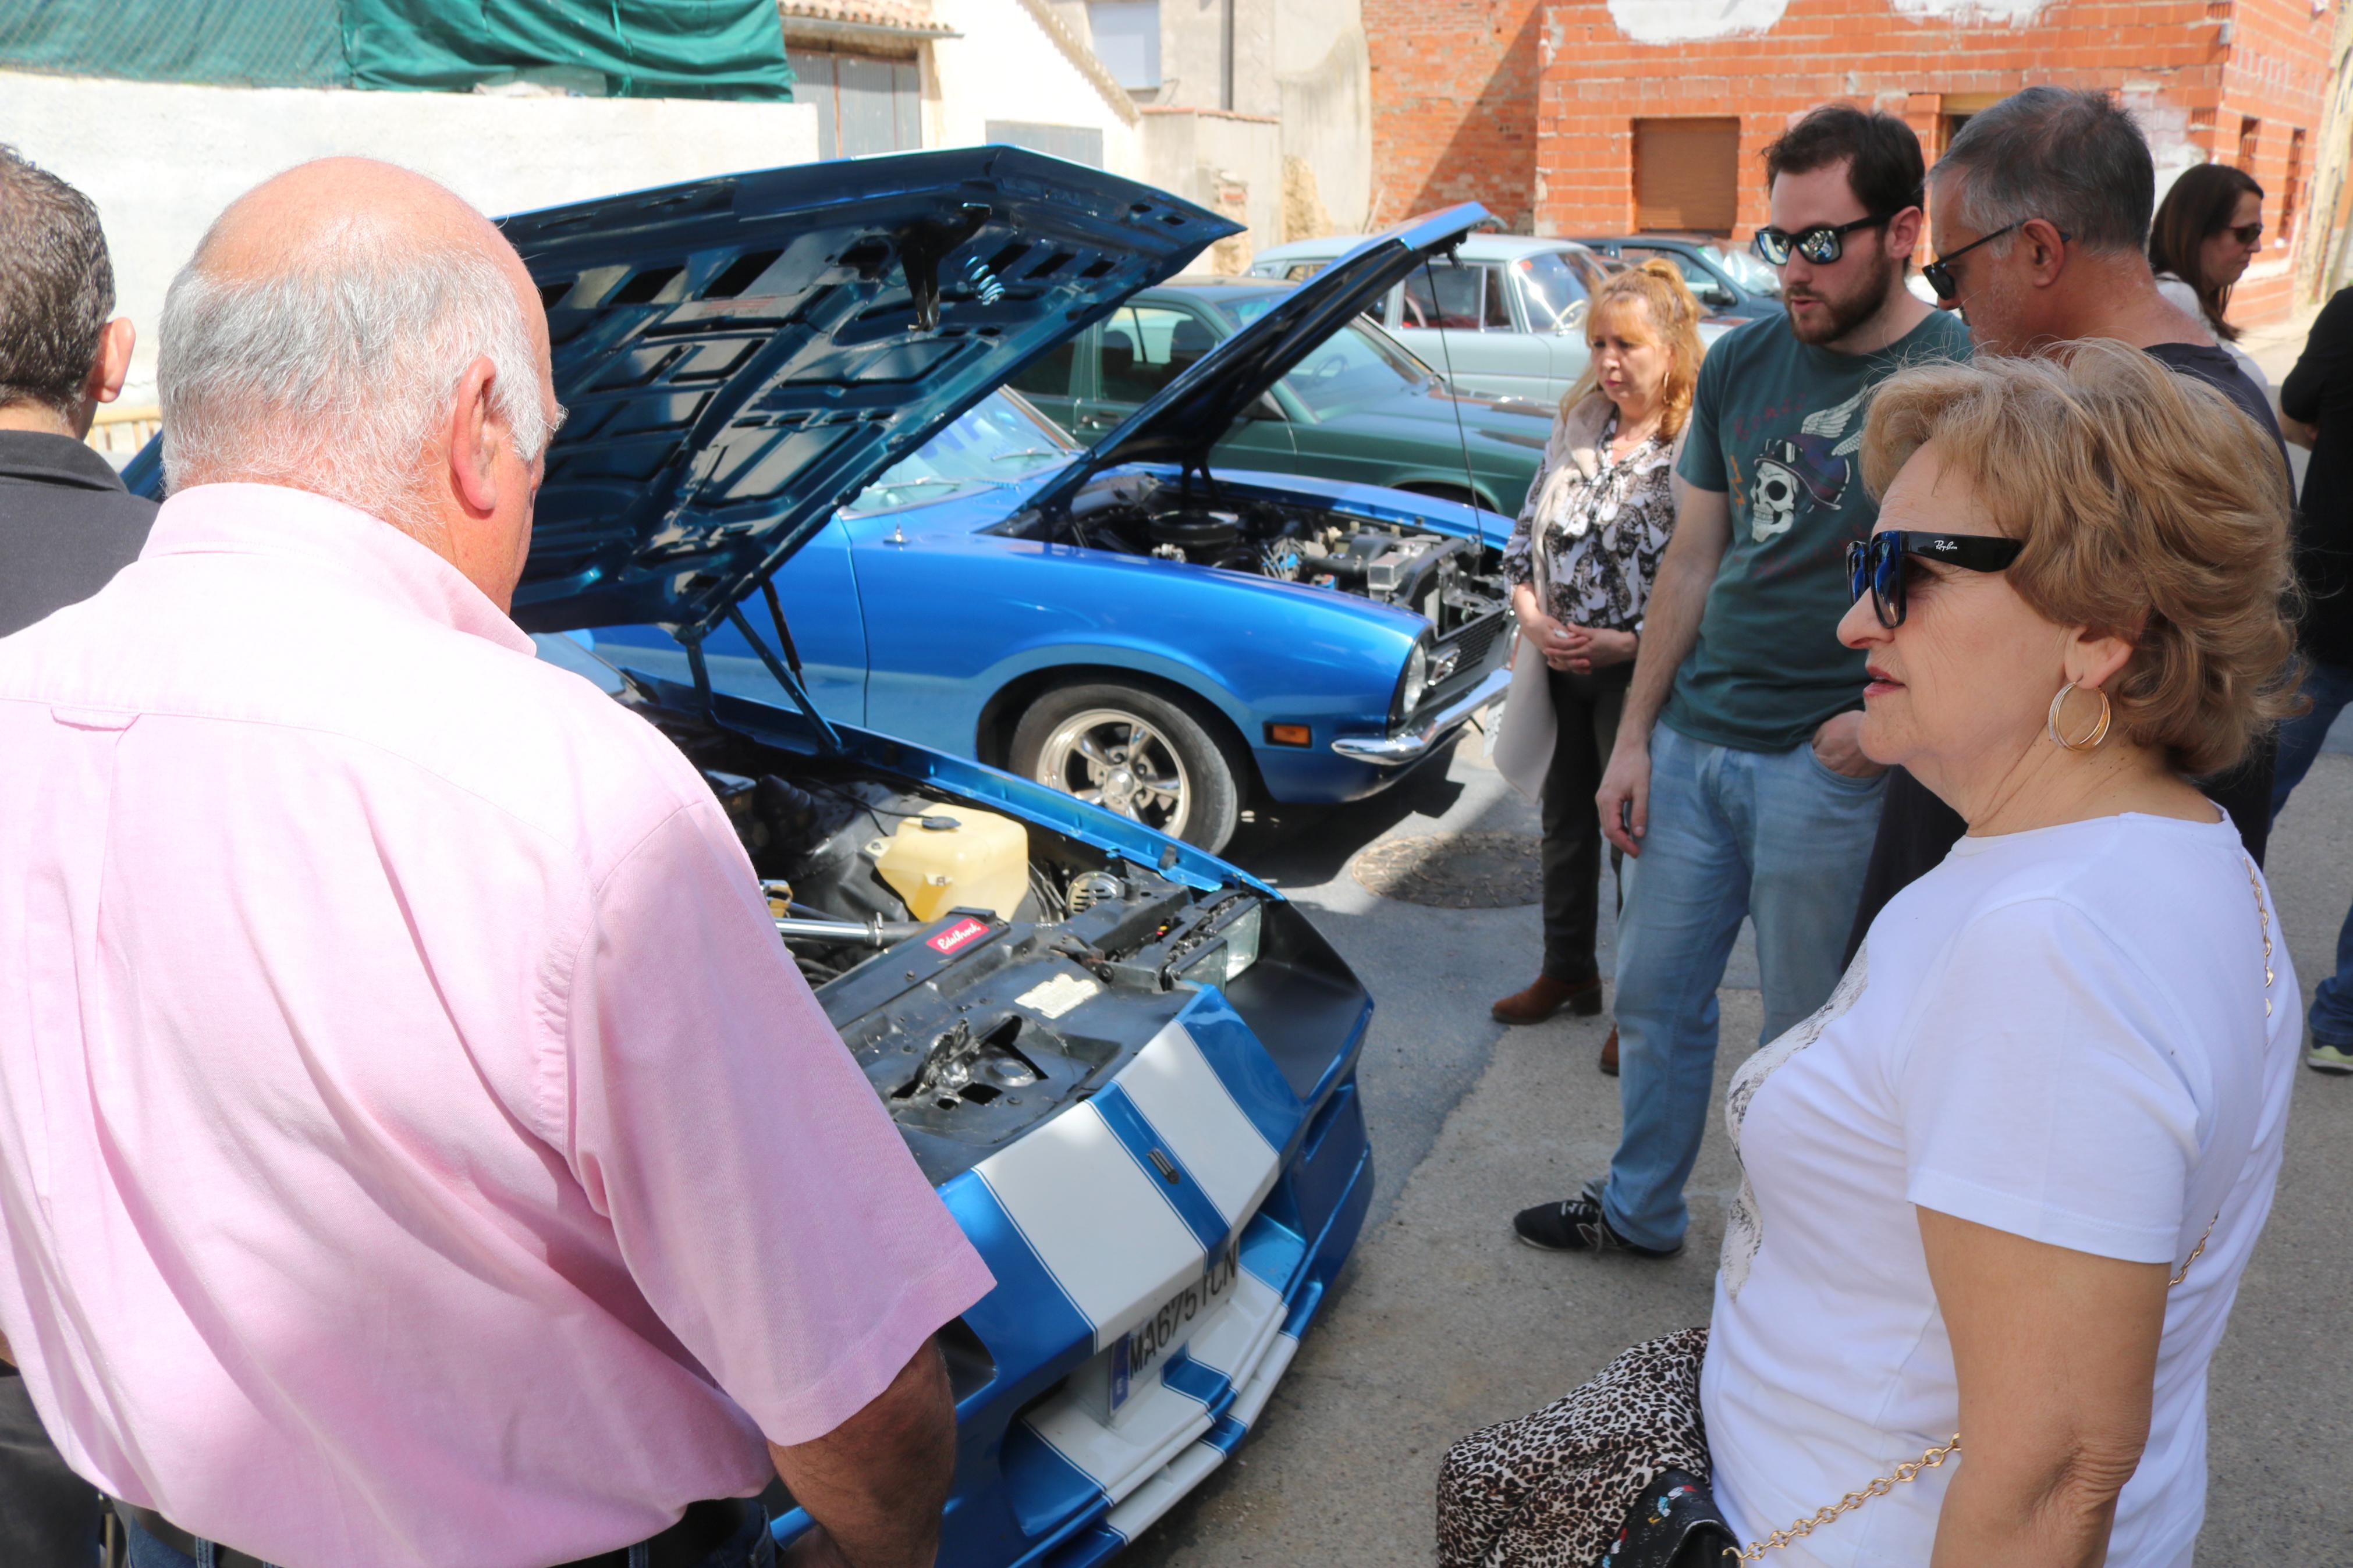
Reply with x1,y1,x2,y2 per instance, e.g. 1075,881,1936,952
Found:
0,0,346,90
0,0,792,100
346,0,792,99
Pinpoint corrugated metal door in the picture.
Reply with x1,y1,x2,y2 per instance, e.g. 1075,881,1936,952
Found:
1634,118,1740,235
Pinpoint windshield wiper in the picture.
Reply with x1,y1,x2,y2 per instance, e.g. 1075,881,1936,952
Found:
989,448,1063,463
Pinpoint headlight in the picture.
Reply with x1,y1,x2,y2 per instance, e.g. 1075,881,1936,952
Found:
1397,641,1429,720
1179,902,1264,987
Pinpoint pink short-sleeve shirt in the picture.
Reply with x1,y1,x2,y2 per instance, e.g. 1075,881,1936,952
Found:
0,484,993,1568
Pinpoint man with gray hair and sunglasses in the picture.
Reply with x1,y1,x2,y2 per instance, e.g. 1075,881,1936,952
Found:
1847,86,2288,951
0,160,991,1568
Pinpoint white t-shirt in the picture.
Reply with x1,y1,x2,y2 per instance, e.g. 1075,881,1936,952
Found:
1702,813,2301,1567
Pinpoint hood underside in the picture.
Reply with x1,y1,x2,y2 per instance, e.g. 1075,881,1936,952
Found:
1020,202,1492,518
502,147,1238,635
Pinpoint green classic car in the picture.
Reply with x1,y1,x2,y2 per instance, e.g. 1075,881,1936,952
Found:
1006,275,1556,517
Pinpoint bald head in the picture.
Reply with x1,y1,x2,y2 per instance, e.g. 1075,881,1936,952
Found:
159,159,560,601
201,159,526,290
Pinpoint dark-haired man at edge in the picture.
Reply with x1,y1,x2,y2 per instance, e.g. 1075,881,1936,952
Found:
1843,86,2289,963
0,142,148,1567
1513,105,1971,1260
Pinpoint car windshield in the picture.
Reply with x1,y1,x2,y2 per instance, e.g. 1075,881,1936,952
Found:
1709,244,1783,296
1513,251,1592,331
843,390,1076,516
1206,294,1432,418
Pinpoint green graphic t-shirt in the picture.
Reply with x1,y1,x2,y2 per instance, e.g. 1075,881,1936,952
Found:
1667,307,1972,753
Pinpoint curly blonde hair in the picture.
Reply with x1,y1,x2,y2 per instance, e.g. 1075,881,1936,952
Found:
1860,339,2298,776
1557,258,1703,439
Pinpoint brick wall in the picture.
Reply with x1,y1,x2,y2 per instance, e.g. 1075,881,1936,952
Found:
1500,0,2337,325
1366,0,1545,230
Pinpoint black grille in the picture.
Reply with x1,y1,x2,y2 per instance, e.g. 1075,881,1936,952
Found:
1440,613,1506,674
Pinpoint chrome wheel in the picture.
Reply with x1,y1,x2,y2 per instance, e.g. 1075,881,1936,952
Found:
1032,707,1192,837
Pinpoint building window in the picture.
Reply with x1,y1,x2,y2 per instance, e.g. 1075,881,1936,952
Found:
985,120,1106,168
1088,0,1160,89
2284,127,2308,244
2237,115,2261,174
1633,118,1740,236
796,49,922,160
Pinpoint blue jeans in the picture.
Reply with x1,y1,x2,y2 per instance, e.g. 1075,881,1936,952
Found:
1599,723,1886,1250
2273,656,2353,1042
122,1505,775,1568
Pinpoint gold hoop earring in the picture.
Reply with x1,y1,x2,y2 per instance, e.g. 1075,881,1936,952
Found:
2046,681,2112,751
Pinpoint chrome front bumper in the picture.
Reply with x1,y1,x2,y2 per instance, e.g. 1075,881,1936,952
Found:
1329,666,1512,766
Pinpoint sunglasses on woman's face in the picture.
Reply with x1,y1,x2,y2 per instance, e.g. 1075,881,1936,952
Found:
2227,221,2265,247
1751,213,1900,268
1846,530,2025,628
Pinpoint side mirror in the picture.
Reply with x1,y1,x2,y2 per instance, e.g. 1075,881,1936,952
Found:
1700,283,1736,310
1243,393,1285,421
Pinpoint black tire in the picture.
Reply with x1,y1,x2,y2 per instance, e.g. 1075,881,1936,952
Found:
1008,682,1245,854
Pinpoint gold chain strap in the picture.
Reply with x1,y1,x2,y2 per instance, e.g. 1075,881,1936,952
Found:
1723,854,2272,1560
1721,1435,1962,1561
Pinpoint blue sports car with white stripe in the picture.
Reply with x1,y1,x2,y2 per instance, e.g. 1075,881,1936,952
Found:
474,149,1375,1563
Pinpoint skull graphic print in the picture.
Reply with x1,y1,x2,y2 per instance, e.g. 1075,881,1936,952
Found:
1747,385,1869,543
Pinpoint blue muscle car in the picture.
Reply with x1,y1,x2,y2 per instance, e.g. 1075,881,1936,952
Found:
126,147,1374,1567
584,186,1522,852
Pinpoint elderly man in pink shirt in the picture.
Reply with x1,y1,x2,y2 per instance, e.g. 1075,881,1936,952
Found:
0,159,993,1568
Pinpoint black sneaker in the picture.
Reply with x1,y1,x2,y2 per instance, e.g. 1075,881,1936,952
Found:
1512,1194,1683,1258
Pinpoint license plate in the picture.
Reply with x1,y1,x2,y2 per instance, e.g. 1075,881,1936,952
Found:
1111,1245,1239,1413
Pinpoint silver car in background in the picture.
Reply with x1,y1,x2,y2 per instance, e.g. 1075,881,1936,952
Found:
1250,232,1733,406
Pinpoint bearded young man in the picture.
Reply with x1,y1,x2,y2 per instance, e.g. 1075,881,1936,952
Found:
1511,104,1969,1261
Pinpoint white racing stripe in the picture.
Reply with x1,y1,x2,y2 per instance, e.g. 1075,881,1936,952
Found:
1117,1022,1280,1227
974,1101,1211,1352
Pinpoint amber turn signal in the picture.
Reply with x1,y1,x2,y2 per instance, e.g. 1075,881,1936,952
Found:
1265,723,1312,747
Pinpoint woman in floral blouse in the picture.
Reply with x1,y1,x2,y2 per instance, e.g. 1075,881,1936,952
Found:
1490,261,1702,1071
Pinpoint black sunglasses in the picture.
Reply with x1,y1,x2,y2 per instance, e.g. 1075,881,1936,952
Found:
1751,212,1904,267
1846,530,2024,628
1920,221,2071,301
2226,221,2265,246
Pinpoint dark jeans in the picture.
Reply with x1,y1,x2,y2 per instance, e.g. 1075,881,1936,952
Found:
0,1366,102,1566
2272,655,2353,1041
1538,662,1632,985
122,1501,776,1568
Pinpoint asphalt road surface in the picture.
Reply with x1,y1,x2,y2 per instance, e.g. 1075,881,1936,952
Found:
1120,725,2353,1565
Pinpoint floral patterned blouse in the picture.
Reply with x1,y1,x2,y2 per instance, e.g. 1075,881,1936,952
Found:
1502,410,1677,634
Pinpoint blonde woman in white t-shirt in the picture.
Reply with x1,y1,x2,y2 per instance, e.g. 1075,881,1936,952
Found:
1701,340,2301,1566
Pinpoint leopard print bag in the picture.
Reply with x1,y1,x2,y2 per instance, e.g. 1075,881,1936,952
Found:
1435,1326,1734,1568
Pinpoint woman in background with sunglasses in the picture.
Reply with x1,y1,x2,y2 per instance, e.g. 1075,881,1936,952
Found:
2149,162,2274,411
1702,341,2301,1567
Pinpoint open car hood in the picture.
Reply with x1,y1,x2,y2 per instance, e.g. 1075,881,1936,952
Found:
1020,202,1490,517
502,147,1237,636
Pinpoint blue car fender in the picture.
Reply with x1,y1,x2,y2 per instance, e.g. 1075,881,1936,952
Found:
851,518,1431,767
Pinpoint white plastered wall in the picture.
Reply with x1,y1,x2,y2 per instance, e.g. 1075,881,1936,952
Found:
0,70,819,406
925,0,1144,175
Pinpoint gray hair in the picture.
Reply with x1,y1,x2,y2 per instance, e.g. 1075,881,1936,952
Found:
0,145,115,423
1932,87,2156,257
158,212,556,537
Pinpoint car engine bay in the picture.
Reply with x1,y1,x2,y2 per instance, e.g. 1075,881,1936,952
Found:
673,733,1271,1181
1006,472,1510,639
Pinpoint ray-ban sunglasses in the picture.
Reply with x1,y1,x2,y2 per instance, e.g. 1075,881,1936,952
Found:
1847,530,2024,628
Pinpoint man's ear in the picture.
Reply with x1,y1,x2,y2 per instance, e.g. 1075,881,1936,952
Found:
84,317,134,407
445,355,506,518
1886,205,1925,266
2021,219,2070,287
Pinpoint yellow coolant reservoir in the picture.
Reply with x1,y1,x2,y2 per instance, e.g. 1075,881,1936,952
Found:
874,808,1030,922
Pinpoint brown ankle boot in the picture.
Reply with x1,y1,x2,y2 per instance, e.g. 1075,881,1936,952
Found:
1491,975,1603,1025
1599,1026,1620,1076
